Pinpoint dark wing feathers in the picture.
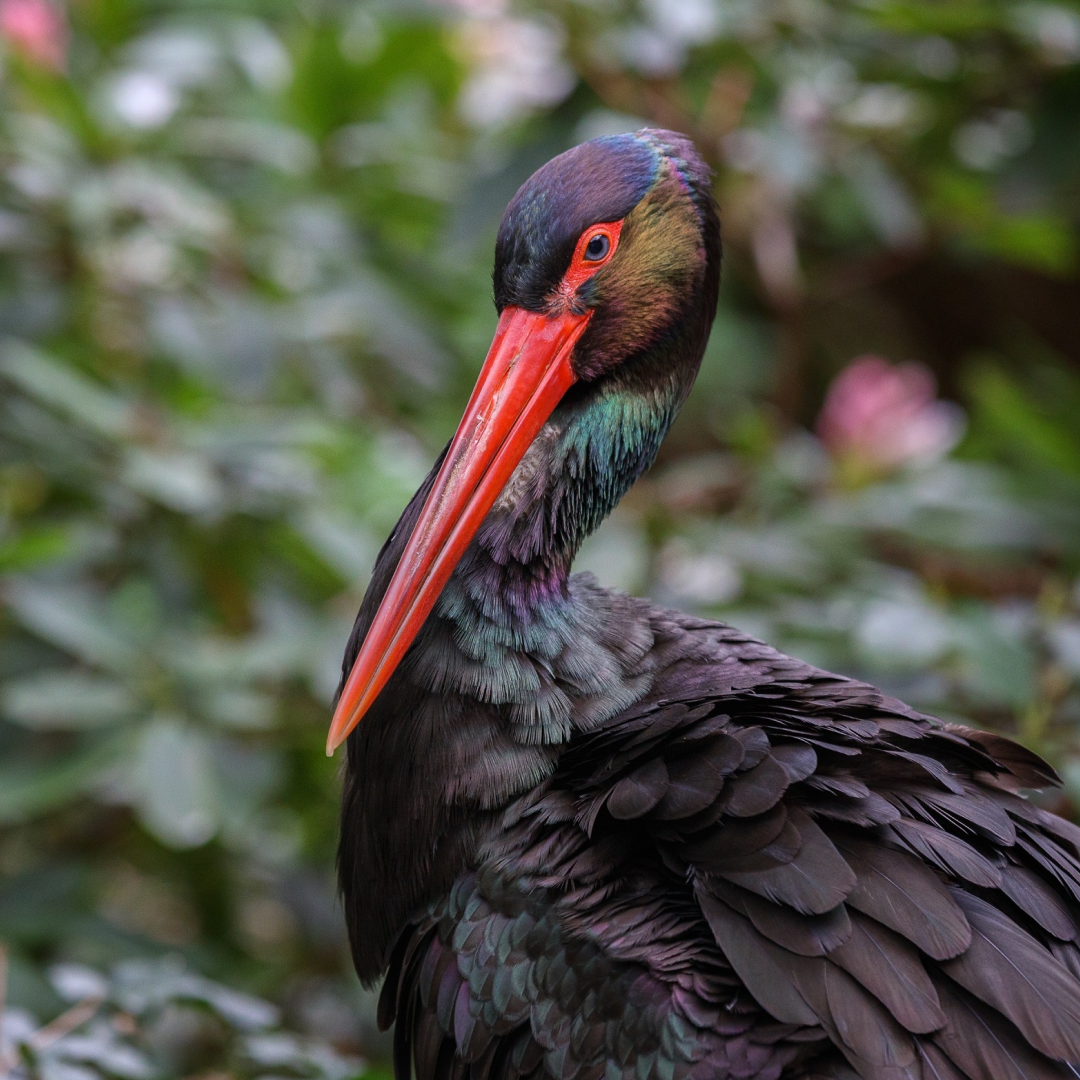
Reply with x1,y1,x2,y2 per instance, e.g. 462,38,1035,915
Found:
882,786,1016,846
380,620,1080,1080
914,1042,967,1080
997,863,1079,940
696,889,822,1027
834,838,971,961
930,979,1075,1080
953,726,1062,788
940,889,1080,1061
883,820,1003,889
711,878,853,957
713,807,856,915
770,742,819,783
828,916,945,1034
679,802,789,862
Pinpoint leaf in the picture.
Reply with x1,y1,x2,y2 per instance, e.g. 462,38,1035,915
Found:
199,687,275,730
2,672,138,730
121,448,225,515
968,364,1080,480
245,1032,365,1080
0,736,128,823
0,342,132,440
5,580,139,674
111,955,279,1029
132,717,219,848
294,505,378,580
0,526,69,572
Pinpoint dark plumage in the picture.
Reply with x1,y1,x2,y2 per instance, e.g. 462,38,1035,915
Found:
335,129,1080,1080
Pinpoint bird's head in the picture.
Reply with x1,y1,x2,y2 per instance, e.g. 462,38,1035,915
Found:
493,128,718,381
328,129,720,753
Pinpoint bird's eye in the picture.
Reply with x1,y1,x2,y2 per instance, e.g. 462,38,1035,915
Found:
560,220,622,292
583,233,610,262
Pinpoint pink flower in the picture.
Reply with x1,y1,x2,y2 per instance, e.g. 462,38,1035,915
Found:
816,355,964,478
0,0,66,70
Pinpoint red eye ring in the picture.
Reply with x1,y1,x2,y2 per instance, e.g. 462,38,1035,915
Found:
556,220,623,296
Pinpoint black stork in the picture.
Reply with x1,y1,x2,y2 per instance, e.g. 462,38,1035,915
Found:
329,129,1080,1080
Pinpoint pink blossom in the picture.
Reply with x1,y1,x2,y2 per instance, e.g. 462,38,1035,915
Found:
816,355,964,476
0,0,66,70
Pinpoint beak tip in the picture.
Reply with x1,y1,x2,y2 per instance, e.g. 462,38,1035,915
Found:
325,716,347,756
327,692,366,756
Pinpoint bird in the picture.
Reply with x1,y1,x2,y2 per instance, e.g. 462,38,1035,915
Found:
329,129,1080,1080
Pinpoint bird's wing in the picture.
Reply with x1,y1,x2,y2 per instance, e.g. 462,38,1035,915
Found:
382,617,1080,1080
556,617,1080,1079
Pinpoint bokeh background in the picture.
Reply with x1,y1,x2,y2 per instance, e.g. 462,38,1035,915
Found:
3,0,1080,1076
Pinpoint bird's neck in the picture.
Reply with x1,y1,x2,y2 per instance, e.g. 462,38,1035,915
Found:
411,375,685,742
444,372,682,620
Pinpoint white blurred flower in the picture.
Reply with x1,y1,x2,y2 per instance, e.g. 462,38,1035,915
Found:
857,593,953,665
782,81,830,129
842,84,920,129
723,124,823,193
953,110,1033,170
843,152,924,248
101,230,178,288
642,0,718,45
443,0,505,14
108,71,179,129
127,28,220,87
658,540,741,607
1014,3,1080,65
454,15,574,128
1049,619,1080,677
605,0,719,76
608,24,685,77
50,964,109,1003
779,61,856,130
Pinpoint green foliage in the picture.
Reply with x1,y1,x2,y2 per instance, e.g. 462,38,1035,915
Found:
1,0,1079,1070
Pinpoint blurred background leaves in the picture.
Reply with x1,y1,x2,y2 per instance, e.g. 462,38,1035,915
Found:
1,0,1080,1074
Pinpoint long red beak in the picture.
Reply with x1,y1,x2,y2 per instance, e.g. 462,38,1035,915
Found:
326,305,588,754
